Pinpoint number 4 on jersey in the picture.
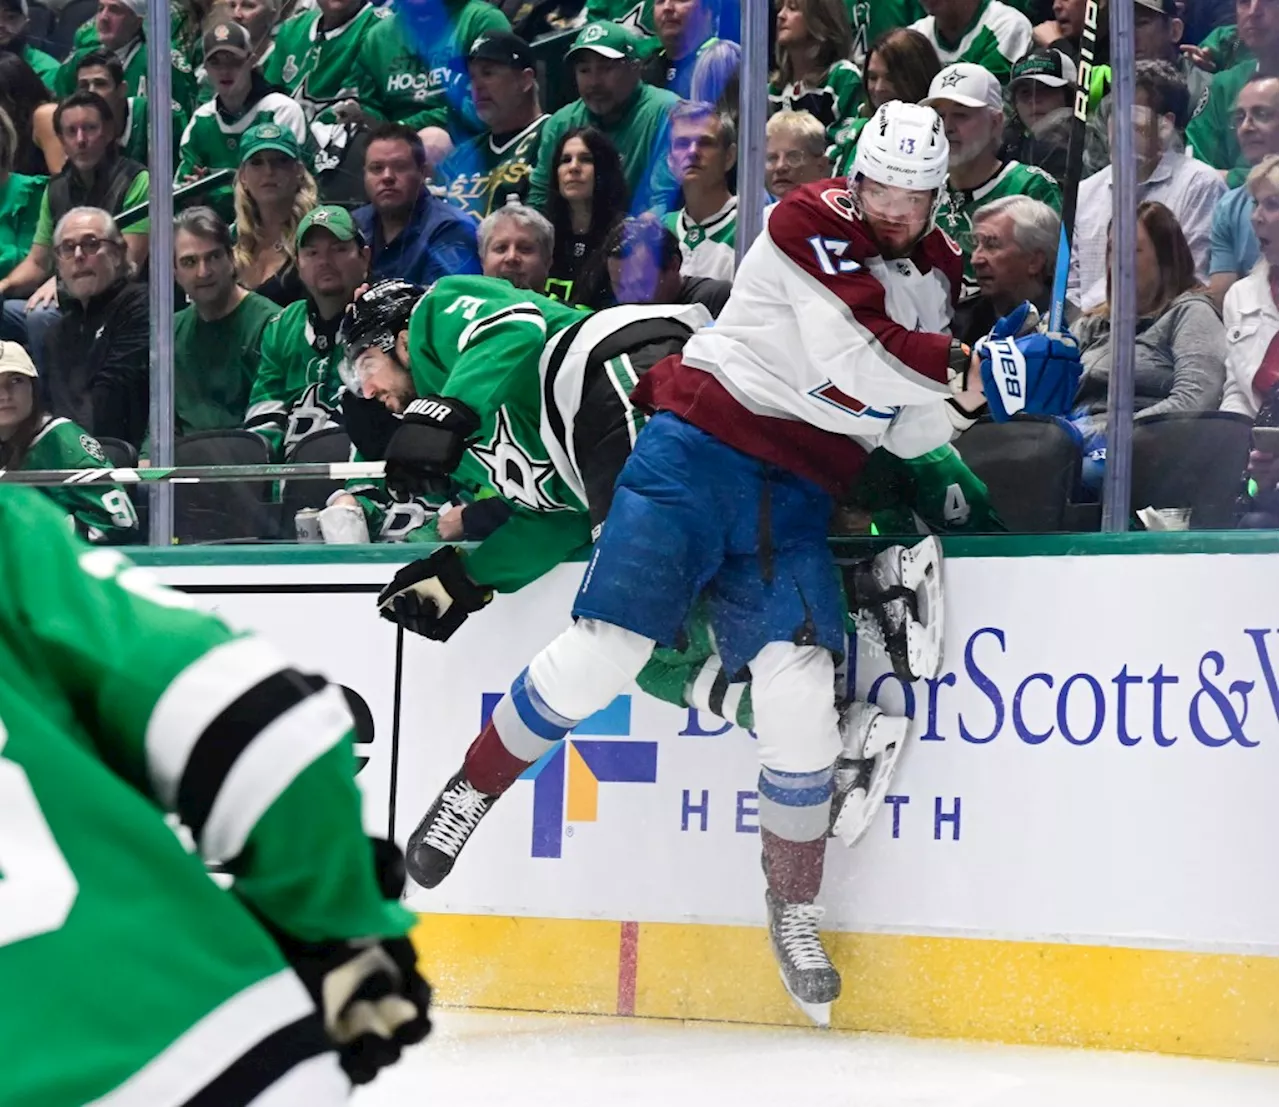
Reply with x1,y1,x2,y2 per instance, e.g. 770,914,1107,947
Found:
806,236,861,277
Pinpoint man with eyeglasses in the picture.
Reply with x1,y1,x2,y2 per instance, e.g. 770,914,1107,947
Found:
0,91,148,374
1209,73,1280,309
44,206,149,448
764,110,830,200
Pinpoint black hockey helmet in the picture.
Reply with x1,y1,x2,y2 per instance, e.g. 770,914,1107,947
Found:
339,279,426,358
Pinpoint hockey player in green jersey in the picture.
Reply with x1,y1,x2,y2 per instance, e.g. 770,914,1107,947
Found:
0,482,431,1105
245,204,369,458
263,0,386,173
925,62,1061,297
0,341,137,542
176,23,308,221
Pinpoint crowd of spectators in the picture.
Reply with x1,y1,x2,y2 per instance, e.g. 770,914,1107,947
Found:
0,0,1275,540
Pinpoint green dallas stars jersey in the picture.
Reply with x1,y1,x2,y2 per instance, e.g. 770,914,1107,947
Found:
935,160,1061,297
910,0,1033,86
0,484,414,1107
117,96,188,170
844,0,924,67
768,59,865,150
663,195,737,282
21,415,138,544
358,2,510,136
55,33,198,116
436,114,549,220
264,3,387,128
245,300,346,458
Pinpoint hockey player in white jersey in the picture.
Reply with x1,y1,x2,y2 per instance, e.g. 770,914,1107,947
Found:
399,101,1082,1024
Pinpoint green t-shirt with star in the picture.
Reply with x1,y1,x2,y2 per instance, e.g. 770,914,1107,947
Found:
935,160,1061,297
910,0,1033,86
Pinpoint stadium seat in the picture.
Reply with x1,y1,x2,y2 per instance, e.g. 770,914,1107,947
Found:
280,426,353,533
48,0,97,60
173,430,276,543
953,415,1081,533
1130,410,1254,529
94,436,137,469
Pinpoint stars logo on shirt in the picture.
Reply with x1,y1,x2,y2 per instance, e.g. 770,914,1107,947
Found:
471,407,564,512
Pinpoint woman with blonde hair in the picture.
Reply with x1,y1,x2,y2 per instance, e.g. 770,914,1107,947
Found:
1068,200,1227,493
232,120,317,306
767,0,863,149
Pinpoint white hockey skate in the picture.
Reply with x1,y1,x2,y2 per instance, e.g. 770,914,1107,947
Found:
766,891,840,1027
848,535,944,682
829,701,911,847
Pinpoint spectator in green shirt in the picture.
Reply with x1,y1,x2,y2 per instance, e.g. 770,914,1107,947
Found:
74,48,188,170
527,22,680,216
0,0,58,92
0,105,44,285
172,207,280,436
1187,0,1279,187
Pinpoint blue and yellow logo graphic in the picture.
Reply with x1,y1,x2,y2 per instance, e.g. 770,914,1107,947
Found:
480,693,657,858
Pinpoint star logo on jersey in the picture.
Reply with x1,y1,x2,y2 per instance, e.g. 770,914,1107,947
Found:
283,381,338,452
471,407,564,512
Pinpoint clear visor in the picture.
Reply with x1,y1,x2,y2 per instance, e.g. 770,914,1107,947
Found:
856,178,936,223
337,343,383,395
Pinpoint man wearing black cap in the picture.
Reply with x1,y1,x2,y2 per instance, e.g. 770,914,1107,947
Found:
1001,47,1076,185
0,0,58,91
527,21,680,214
176,20,307,220
436,32,549,220
1083,0,1213,178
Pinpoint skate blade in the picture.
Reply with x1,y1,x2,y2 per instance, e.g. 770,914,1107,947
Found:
901,535,944,680
778,969,833,1027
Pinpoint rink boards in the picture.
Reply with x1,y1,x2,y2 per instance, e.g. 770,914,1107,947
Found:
140,533,1280,1062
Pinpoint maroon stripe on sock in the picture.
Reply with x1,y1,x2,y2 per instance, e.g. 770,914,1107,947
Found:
761,830,826,903
464,721,535,796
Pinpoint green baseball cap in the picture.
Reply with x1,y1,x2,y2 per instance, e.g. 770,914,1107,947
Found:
566,20,638,62
239,121,301,164
296,204,361,247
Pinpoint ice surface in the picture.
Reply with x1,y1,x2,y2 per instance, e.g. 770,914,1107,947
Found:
353,1010,1276,1107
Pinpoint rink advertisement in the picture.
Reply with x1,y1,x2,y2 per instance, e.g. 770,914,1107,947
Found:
149,547,1279,1060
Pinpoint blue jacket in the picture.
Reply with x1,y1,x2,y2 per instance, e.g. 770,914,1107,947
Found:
353,189,481,286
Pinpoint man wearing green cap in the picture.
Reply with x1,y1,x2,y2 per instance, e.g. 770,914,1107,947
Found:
176,22,308,221
244,204,370,458
527,21,680,215
54,0,197,116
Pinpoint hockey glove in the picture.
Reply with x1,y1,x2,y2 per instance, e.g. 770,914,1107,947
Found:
384,395,480,502
978,303,1081,422
377,545,492,641
266,840,432,1086
460,497,514,540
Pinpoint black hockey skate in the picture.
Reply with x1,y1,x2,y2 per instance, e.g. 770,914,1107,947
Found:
405,769,497,889
766,890,841,1026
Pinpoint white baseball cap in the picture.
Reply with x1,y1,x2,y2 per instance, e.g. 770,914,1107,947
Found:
924,63,1003,112
0,341,38,378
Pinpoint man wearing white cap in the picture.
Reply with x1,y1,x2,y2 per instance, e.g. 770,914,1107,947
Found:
911,0,1033,86
53,0,197,114
925,61,1061,297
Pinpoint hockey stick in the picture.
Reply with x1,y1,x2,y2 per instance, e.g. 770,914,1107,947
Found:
1048,0,1101,333
0,460,387,486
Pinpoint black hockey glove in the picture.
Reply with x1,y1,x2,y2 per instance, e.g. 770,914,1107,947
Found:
265,839,432,1086
377,545,492,641
460,497,514,540
384,395,480,502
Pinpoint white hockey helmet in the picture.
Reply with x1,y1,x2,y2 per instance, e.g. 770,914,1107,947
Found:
850,100,950,194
